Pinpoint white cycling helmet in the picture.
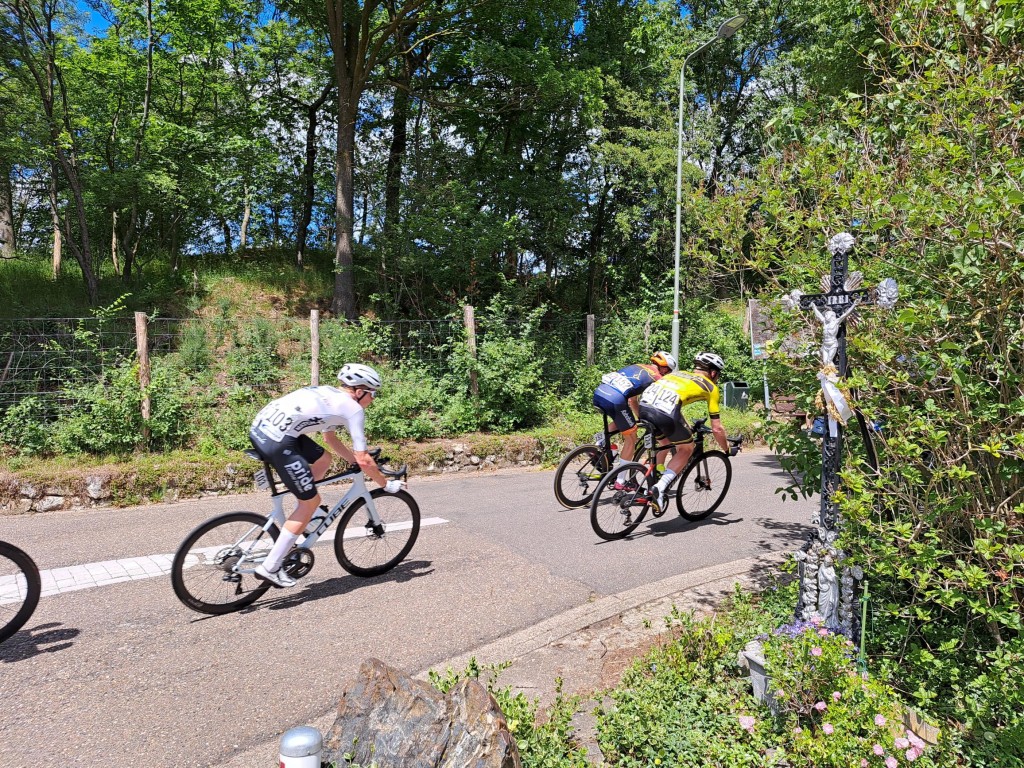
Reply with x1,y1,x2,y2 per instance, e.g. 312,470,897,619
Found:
694,351,725,373
337,363,382,391
650,351,677,372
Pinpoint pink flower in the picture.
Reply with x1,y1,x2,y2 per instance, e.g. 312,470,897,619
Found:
811,615,823,626
823,723,834,735
875,714,887,727
811,646,823,657
818,627,829,636
906,748,920,761
895,737,910,749
738,715,756,733
886,757,898,768
908,732,926,750
861,761,869,768
793,726,803,735
873,744,885,756
815,701,828,711
832,691,842,701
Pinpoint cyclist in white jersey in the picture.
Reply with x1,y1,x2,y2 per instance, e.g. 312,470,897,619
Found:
248,363,403,588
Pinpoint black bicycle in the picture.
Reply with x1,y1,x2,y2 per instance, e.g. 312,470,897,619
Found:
589,418,741,540
0,540,41,643
553,415,665,509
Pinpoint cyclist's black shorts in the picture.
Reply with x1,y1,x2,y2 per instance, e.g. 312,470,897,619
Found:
248,430,325,501
638,403,694,445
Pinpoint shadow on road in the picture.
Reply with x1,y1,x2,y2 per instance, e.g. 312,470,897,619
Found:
751,517,813,552
255,558,436,613
0,621,80,662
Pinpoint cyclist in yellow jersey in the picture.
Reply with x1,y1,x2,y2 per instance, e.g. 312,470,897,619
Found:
638,352,731,509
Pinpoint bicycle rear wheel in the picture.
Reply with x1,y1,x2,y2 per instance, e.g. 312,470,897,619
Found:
0,541,41,644
171,512,279,615
590,463,652,540
553,444,612,508
335,489,420,577
675,451,732,521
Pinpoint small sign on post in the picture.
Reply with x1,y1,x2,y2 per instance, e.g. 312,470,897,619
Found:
134,312,151,447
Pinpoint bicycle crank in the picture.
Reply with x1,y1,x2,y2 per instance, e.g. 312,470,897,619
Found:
283,547,315,579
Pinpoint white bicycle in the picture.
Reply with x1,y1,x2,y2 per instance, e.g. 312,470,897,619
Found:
171,448,418,615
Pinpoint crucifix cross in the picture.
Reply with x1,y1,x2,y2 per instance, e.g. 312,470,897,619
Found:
780,232,898,632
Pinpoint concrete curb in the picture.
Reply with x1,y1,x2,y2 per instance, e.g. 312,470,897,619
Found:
219,553,786,767
416,553,786,683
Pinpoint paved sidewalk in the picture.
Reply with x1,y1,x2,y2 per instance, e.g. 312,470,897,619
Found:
221,552,784,767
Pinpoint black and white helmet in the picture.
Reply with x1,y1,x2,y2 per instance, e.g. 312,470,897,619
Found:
337,363,382,391
694,352,725,373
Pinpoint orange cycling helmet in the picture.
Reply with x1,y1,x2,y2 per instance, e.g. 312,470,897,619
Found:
650,351,677,372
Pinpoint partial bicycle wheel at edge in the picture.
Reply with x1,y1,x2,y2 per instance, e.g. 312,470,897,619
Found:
675,451,732,521
335,489,420,577
553,444,612,509
171,511,279,615
0,541,41,644
590,462,651,541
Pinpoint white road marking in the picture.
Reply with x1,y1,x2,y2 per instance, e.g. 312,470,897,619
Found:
0,517,449,602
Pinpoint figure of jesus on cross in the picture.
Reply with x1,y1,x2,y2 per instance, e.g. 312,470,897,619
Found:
781,232,898,633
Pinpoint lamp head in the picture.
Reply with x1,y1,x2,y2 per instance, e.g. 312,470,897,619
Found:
717,14,747,40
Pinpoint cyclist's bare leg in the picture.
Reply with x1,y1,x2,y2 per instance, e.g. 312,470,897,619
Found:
262,452,335,575
652,441,694,501
619,426,638,462
666,442,695,476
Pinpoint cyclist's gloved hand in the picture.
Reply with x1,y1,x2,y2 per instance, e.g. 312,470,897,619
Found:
384,479,404,494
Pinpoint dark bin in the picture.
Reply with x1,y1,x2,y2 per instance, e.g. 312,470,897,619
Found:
723,381,750,411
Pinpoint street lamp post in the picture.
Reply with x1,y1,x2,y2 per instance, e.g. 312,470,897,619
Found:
671,14,747,363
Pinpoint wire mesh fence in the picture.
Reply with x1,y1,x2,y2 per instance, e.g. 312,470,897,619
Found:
0,309,671,419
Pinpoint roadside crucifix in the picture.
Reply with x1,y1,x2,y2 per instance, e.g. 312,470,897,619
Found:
780,232,898,634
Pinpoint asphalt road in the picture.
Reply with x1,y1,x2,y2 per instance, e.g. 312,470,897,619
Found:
0,449,813,767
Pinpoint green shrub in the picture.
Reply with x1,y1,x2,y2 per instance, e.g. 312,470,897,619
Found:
227,318,280,389
0,396,51,455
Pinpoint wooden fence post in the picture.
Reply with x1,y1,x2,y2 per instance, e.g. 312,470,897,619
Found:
310,309,320,385
586,314,595,366
135,312,151,447
463,304,478,397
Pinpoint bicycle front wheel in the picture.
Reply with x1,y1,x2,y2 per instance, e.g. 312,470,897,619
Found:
0,541,41,644
335,489,420,577
590,463,651,541
675,450,732,521
553,444,612,509
171,512,279,615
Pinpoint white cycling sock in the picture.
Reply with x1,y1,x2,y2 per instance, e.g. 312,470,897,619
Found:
263,529,299,572
655,469,677,493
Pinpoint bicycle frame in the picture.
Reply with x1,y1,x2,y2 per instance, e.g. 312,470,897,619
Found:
209,465,386,577
256,466,382,548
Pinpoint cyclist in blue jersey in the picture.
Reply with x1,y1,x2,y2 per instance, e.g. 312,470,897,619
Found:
592,351,677,467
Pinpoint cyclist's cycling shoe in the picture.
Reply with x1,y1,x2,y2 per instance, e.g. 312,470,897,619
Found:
613,480,638,492
254,564,297,589
647,487,664,514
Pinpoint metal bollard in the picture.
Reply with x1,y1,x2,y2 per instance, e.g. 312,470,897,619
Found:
279,726,322,768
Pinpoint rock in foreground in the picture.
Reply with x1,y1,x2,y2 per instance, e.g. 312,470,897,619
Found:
323,658,520,768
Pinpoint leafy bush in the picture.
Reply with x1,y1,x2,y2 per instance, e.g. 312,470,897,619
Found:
318,317,394,378
50,360,193,455
0,396,50,455
227,318,281,390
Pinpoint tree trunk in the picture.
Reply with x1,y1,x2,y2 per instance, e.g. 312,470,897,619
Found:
383,79,409,241
239,183,250,251
0,160,14,258
331,79,358,319
220,215,232,254
110,209,121,275
296,98,321,268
